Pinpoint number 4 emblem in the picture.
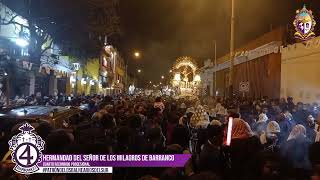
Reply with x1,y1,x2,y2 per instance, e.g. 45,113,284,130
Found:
8,123,45,174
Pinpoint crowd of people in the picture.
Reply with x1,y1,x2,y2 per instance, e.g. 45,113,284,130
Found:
1,94,320,180
0,92,75,109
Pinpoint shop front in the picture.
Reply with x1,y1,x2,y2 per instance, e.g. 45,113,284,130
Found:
36,55,73,96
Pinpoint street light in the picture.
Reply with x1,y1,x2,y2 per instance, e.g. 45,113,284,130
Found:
15,38,29,47
174,73,181,81
81,78,87,85
161,75,164,79
134,52,140,58
194,74,201,82
149,81,152,84
137,69,141,73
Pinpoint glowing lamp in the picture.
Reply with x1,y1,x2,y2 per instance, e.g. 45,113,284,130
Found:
194,74,201,82
174,73,181,81
90,80,95,85
70,76,76,83
134,52,140,57
15,38,29,47
81,78,87,85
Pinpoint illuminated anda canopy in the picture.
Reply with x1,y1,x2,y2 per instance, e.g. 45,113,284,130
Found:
173,56,198,73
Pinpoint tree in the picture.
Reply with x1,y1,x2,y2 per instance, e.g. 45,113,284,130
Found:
0,0,121,60
88,0,120,38
0,1,55,64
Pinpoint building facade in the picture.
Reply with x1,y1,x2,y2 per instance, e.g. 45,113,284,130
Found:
199,59,214,96
114,55,125,94
0,2,30,99
199,26,320,103
0,3,128,99
200,27,285,99
281,38,320,103
100,45,126,95
0,2,75,100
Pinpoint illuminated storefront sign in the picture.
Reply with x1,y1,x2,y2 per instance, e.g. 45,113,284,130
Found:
293,5,316,41
72,63,80,71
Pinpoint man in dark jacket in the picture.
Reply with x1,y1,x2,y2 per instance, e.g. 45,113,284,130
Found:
199,125,224,176
293,102,309,127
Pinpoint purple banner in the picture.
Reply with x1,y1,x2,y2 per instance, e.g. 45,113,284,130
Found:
39,154,192,167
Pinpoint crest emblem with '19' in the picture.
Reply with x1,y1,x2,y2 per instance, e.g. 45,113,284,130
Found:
293,5,316,41
8,123,45,174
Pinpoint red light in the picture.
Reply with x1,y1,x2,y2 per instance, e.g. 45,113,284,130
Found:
226,117,233,146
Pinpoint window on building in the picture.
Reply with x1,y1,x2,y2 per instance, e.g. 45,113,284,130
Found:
21,48,29,56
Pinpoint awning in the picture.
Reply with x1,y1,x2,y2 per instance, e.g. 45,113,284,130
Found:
40,53,73,76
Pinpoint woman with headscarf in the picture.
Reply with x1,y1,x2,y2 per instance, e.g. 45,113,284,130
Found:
228,118,262,180
287,124,307,141
315,113,320,142
229,118,251,137
281,124,312,176
306,114,317,142
215,103,227,121
253,113,268,136
260,121,281,152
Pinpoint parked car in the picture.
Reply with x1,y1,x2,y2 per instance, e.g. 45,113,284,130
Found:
0,106,81,136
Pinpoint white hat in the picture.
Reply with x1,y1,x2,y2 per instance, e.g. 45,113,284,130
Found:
180,103,186,109
186,107,195,114
266,121,281,134
208,109,216,117
196,120,210,129
258,113,268,123
210,120,222,126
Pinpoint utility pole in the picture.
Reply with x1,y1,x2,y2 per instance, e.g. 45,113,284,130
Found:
229,0,235,97
213,40,217,97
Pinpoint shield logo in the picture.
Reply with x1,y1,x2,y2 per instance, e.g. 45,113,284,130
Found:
293,5,316,41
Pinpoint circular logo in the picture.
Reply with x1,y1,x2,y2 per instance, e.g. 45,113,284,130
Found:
8,123,45,174
240,82,249,92
14,143,40,168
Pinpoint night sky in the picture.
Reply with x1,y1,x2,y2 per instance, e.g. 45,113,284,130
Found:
3,0,320,83
120,0,320,83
